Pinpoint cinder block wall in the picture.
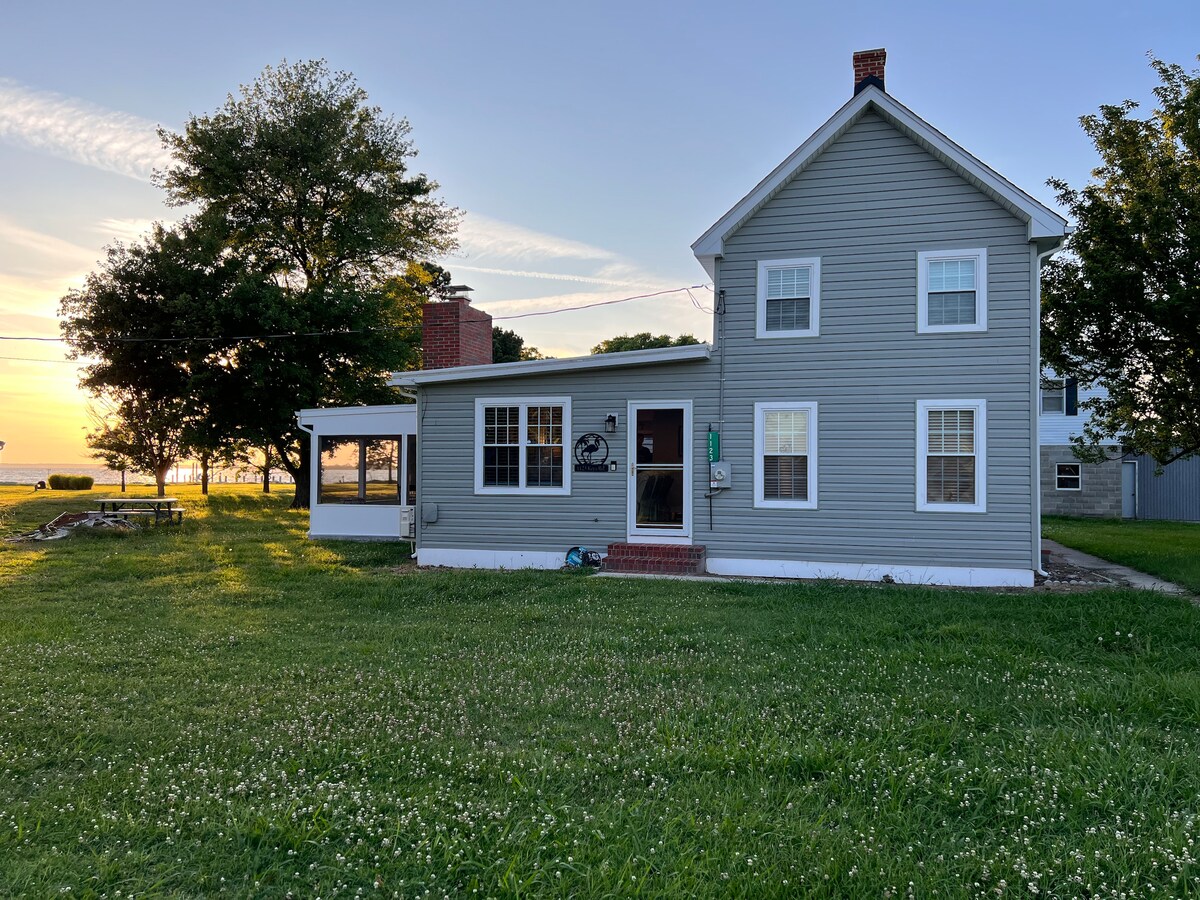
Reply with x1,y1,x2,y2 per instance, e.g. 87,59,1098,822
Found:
1040,445,1122,517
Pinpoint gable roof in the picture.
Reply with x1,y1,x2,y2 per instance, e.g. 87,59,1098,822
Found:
691,85,1068,276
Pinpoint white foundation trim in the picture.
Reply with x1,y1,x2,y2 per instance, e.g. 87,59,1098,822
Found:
705,556,1033,587
416,547,566,570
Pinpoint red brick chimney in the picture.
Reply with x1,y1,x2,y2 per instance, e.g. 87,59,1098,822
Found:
853,48,886,95
421,285,493,369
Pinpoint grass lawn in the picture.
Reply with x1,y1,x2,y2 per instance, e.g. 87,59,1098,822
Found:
1044,515,1200,593
2,485,1200,897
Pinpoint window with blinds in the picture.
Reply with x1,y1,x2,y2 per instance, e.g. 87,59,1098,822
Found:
757,258,820,338
917,400,986,512
476,398,571,494
926,409,976,503
754,402,817,508
917,249,987,333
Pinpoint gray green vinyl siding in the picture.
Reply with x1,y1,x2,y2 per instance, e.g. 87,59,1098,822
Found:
416,363,716,554
416,109,1037,571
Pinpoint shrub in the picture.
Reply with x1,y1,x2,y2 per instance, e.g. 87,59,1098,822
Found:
47,474,95,490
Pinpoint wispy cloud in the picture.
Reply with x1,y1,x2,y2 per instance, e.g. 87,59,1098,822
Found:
92,217,165,244
450,264,649,288
0,79,171,182
455,212,616,263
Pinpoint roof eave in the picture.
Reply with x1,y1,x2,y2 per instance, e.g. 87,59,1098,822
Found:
391,342,713,388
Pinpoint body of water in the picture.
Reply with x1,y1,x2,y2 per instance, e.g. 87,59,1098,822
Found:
0,463,294,487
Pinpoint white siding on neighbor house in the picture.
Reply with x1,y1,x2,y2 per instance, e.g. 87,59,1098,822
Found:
415,109,1040,574
1039,381,1110,446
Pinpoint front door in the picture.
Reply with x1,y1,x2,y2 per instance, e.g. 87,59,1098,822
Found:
627,402,691,542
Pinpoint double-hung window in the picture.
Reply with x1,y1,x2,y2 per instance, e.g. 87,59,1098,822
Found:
753,401,818,508
475,398,571,495
1055,463,1081,491
756,258,820,338
917,248,987,333
916,399,986,512
1041,377,1066,414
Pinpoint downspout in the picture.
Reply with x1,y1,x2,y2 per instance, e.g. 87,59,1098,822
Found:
1031,240,1065,576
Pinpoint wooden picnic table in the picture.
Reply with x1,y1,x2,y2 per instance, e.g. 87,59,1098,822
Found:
95,497,184,524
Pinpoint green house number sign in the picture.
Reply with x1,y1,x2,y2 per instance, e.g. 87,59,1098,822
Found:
707,431,720,463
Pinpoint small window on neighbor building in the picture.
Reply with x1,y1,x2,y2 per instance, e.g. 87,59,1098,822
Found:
1041,378,1066,414
1056,463,1081,491
917,249,987,333
757,258,820,338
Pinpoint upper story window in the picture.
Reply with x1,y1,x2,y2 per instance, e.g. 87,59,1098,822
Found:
916,399,987,513
917,248,987,334
475,398,571,495
753,401,818,508
756,257,820,339
1041,377,1066,414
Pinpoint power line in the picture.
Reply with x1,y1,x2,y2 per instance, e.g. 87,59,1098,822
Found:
0,355,77,364
0,283,713,344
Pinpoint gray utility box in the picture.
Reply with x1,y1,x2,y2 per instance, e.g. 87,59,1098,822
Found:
709,461,732,490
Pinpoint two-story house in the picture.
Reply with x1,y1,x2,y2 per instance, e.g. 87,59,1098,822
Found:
389,50,1068,587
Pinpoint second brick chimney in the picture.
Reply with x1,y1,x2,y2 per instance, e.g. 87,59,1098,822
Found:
421,285,493,369
853,48,886,95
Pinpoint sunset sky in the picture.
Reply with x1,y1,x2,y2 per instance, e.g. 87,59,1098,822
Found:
1,0,1196,464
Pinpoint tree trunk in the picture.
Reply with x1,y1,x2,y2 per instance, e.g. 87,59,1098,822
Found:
201,453,210,496
262,445,272,494
120,469,126,493
274,433,310,509
154,464,169,498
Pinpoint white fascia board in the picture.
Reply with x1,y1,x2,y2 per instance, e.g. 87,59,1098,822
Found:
391,343,712,387
297,403,416,420
691,86,1068,263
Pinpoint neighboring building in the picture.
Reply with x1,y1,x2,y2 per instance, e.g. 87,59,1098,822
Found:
1037,375,1128,518
1038,377,1200,521
388,50,1069,587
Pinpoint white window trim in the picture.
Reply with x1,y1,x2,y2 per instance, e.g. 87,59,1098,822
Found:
1055,462,1082,491
756,257,821,339
917,248,987,334
474,397,572,496
916,399,987,513
753,401,818,509
1041,378,1066,415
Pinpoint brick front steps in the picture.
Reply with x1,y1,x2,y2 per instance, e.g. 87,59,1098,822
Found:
602,543,706,576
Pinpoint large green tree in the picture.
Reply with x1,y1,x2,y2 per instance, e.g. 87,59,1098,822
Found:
492,327,543,363
591,332,701,354
1041,55,1200,465
154,60,457,507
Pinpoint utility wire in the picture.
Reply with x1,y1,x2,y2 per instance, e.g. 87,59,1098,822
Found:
0,283,713,345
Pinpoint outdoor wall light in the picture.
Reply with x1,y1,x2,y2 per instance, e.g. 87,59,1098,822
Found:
604,414,618,433
608,460,619,473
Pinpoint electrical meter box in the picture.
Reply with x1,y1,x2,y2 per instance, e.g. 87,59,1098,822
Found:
709,460,732,490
